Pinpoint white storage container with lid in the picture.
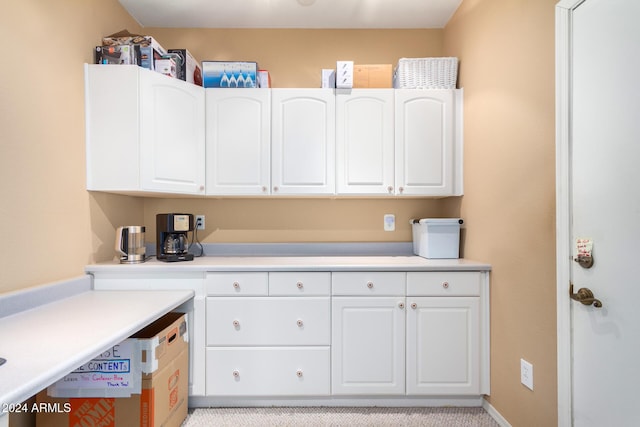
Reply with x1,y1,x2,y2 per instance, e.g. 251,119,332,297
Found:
410,218,463,259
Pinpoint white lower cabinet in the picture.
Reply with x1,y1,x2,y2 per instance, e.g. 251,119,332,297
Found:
406,297,480,395
205,272,331,396
331,297,405,394
88,265,489,402
202,269,489,399
331,271,486,397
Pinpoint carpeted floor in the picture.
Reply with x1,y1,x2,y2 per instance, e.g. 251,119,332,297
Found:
182,407,499,426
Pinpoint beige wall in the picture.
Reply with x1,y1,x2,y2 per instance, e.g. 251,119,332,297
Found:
0,1,146,294
1,0,559,426
444,1,558,426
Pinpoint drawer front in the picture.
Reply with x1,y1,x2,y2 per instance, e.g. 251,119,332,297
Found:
206,297,330,346
406,272,481,296
206,272,268,296
269,272,331,296
206,347,330,396
332,272,406,296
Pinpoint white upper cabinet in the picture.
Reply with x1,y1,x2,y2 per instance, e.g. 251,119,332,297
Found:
205,89,271,195
395,89,463,196
85,64,205,195
336,90,395,195
271,89,336,195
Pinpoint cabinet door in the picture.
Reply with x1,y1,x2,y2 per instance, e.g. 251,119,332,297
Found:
271,89,335,195
139,68,205,194
406,296,480,395
336,90,395,195
331,297,405,395
205,89,271,195
395,89,457,196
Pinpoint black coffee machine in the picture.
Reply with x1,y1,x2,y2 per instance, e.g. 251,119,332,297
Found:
156,213,195,262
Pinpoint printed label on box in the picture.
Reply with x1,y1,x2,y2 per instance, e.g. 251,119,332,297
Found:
48,339,141,398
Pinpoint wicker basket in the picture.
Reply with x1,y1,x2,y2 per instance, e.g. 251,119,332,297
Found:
394,57,458,89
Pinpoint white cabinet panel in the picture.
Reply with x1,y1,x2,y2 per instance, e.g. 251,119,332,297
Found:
206,297,330,346
395,89,461,196
271,89,335,195
206,347,330,396
407,272,481,296
336,89,395,195
205,272,268,296
406,296,480,395
85,64,205,195
269,272,331,296
332,272,406,296
332,297,405,395
205,89,271,195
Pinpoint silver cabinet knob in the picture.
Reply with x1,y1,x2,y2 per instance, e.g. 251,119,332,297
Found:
232,370,240,378
273,186,279,192
297,281,304,289
387,186,393,193
296,319,304,327
232,320,240,327
411,302,417,309
442,281,449,289
233,281,240,289
399,186,404,193
296,369,303,377
367,281,374,289
199,185,205,192
398,302,405,309
262,186,267,193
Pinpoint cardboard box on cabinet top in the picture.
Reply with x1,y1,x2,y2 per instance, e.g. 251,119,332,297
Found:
36,312,189,427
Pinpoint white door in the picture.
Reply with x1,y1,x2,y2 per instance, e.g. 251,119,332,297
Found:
205,89,270,195
140,70,205,194
271,89,335,195
331,297,405,395
336,89,395,195
556,0,640,425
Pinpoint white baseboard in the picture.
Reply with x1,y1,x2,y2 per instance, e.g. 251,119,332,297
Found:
482,400,512,427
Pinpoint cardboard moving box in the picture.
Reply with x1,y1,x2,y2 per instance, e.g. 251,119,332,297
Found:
37,312,189,427
353,64,393,88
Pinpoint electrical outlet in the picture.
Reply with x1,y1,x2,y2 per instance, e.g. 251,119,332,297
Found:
195,215,205,230
521,358,534,390
384,214,395,231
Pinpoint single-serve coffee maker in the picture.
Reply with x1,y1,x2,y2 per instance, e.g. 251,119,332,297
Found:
156,213,195,262
115,226,146,264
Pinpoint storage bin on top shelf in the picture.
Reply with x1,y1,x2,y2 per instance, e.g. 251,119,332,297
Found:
393,57,458,89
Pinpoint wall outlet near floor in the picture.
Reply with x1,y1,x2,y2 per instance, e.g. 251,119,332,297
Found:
521,358,534,390
384,214,395,231
196,215,205,230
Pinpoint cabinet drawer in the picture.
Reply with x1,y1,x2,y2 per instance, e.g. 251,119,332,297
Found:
206,272,268,295
206,297,330,346
206,347,330,396
332,272,405,296
406,272,481,296
269,272,330,296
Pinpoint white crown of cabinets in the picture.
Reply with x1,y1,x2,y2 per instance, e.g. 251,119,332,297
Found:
85,65,462,197
84,64,206,195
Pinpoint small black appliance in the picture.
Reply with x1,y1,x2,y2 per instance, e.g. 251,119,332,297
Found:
156,213,195,262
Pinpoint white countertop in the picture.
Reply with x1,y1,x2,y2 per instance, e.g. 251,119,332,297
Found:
0,284,193,411
85,256,491,273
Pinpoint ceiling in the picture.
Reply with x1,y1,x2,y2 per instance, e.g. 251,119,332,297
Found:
118,0,463,29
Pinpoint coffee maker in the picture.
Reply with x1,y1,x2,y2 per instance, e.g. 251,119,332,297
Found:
156,213,195,262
